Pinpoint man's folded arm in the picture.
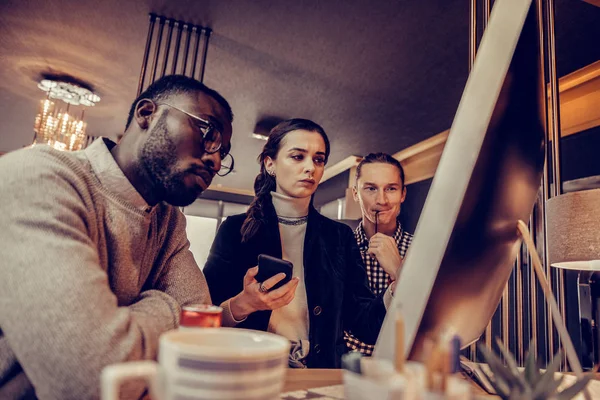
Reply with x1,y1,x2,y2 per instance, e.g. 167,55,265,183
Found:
0,155,180,399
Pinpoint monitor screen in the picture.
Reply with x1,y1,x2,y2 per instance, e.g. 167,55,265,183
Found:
374,0,545,362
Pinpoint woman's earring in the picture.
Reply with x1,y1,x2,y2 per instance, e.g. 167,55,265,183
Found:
269,171,276,177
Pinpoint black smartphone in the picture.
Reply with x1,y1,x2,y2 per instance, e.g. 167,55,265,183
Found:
256,254,293,291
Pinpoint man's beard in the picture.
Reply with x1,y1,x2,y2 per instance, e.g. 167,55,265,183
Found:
140,113,207,206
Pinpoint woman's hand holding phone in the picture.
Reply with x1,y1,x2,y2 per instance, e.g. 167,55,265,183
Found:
229,266,299,321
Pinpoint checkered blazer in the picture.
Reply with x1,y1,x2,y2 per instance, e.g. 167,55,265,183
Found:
344,221,413,355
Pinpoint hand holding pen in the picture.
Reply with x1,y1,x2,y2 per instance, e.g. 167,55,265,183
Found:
368,213,403,281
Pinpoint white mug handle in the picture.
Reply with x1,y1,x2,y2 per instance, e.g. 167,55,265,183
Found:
101,361,159,400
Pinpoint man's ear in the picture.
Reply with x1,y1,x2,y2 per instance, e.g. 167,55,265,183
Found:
352,185,359,203
400,186,407,203
134,99,157,130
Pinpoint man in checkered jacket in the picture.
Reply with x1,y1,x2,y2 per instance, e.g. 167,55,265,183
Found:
344,152,413,356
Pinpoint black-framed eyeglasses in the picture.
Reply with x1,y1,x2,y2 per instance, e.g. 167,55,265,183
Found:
152,100,235,177
217,152,235,177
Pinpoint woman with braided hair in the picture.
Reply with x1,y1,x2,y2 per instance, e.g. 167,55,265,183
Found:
203,118,393,368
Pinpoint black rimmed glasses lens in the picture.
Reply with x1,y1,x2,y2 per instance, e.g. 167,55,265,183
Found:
154,101,223,155
217,153,235,177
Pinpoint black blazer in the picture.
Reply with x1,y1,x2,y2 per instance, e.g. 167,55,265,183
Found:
203,203,386,368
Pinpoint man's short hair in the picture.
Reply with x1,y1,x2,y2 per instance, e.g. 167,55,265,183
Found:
125,75,234,130
355,152,406,187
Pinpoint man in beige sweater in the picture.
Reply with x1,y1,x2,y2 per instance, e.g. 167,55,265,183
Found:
0,75,234,399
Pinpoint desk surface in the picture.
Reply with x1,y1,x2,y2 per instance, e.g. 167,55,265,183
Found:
284,369,498,398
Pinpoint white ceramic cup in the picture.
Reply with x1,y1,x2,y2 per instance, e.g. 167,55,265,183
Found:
101,328,290,400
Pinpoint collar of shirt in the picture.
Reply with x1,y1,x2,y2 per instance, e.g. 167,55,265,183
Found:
84,137,154,214
270,191,310,218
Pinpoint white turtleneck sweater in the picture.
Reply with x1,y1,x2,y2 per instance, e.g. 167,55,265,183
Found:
268,191,311,341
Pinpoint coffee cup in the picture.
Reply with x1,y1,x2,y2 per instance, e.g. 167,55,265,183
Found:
101,328,290,400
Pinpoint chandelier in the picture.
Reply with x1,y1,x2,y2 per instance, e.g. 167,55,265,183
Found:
33,79,100,151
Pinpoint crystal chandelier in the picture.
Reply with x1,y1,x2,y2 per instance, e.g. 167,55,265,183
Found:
33,79,100,151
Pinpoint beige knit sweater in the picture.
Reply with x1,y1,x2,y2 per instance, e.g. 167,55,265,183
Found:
0,139,211,400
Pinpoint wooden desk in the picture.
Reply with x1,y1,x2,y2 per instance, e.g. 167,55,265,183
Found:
284,369,343,392
284,369,498,398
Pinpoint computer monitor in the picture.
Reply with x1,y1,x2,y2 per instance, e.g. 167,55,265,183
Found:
374,0,545,362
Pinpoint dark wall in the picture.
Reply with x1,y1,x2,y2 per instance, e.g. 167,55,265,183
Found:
313,169,351,208
558,126,600,182
555,0,600,78
400,178,432,234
